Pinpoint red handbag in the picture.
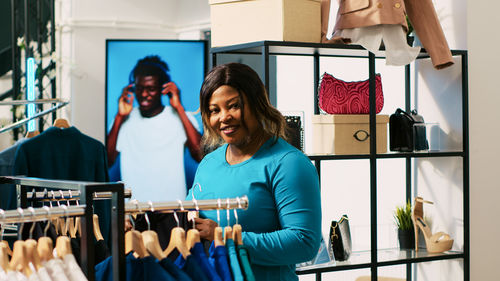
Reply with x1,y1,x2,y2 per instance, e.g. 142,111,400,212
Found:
319,72,384,114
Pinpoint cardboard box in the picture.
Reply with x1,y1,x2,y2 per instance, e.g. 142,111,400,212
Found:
209,0,321,47
312,114,389,155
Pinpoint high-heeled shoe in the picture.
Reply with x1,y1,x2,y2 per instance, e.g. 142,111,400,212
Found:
412,197,453,253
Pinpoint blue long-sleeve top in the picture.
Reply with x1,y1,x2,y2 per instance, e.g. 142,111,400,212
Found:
187,137,322,281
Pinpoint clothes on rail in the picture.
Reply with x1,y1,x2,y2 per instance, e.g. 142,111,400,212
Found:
176,242,221,281
207,243,232,281
133,212,190,259
12,126,112,243
20,221,111,267
94,210,255,281
0,236,88,281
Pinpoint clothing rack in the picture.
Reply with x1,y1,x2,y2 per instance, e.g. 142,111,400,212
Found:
26,188,133,201
0,176,125,281
0,197,250,224
0,176,250,281
0,100,69,134
125,196,249,213
0,98,66,106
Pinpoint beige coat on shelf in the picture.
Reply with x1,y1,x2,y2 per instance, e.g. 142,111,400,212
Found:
326,0,453,69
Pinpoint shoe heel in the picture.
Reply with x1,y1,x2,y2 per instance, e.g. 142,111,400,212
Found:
413,221,419,251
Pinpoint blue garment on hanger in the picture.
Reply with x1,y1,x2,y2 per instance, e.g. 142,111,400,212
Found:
174,254,210,281
175,242,222,281
225,239,244,281
95,253,176,281
208,242,233,281
158,257,193,281
236,244,255,281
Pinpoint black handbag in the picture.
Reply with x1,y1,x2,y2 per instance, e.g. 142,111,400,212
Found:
328,214,352,261
389,108,429,152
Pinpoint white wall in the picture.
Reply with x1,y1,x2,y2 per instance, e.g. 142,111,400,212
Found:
468,1,500,280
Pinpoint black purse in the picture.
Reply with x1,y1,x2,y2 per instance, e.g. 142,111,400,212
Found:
389,108,429,152
328,214,352,261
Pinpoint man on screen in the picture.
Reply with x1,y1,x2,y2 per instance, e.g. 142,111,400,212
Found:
107,55,202,201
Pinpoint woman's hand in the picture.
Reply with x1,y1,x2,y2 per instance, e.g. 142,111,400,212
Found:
194,217,218,241
118,84,134,117
162,81,182,110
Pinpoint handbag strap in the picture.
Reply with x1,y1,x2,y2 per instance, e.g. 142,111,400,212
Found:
395,108,415,122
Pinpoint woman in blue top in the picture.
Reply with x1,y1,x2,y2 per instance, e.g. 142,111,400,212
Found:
188,63,322,281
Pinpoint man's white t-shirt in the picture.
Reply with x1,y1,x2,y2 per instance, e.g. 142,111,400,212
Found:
116,106,199,202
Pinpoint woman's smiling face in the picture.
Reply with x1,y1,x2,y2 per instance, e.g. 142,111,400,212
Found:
208,85,260,148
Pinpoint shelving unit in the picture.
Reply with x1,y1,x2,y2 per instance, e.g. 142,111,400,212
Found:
211,41,469,281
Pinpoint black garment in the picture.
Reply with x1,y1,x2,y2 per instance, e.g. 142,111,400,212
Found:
0,139,25,210
133,212,190,261
13,126,111,243
95,239,111,264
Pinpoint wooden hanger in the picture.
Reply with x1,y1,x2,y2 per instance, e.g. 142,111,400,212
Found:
37,237,53,262
163,208,190,258
93,214,104,241
55,236,72,258
186,229,200,250
163,227,190,258
25,239,42,271
223,226,233,244
25,130,40,138
9,240,31,276
52,118,70,128
0,241,12,257
38,208,54,262
68,217,76,238
140,205,166,260
232,224,243,246
125,230,149,258
0,243,9,271
142,230,165,260
214,226,224,247
75,217,81,237
186,211,200,250
232,199,243,245
24,208,42,270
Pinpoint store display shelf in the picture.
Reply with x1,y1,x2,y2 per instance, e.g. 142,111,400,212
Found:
308,151,464,161
210,40,467,59
296,249,464,275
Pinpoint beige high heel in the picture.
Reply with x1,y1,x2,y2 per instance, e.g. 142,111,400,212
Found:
412,197,454,253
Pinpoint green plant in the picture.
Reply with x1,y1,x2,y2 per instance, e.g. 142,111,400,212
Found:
406,15,414,36
394,201,413,230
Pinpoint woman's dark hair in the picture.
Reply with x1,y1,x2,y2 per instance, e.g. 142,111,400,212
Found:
199,63,286,152
130,55,171,85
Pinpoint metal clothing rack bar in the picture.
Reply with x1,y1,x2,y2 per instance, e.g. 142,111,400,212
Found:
0,196,250,224
0,205,86,224
0,98,67,106
0,101,69,134
0,176,125,281
125,196,249,214
26,189,133,201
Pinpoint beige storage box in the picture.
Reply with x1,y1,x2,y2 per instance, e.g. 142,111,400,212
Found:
209,0,321,47
312,114,389,155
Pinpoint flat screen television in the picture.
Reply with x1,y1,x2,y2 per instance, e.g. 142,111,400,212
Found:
105,39,207,201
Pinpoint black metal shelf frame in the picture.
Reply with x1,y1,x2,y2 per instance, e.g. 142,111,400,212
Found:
0,176,126,281
211,41,469,281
